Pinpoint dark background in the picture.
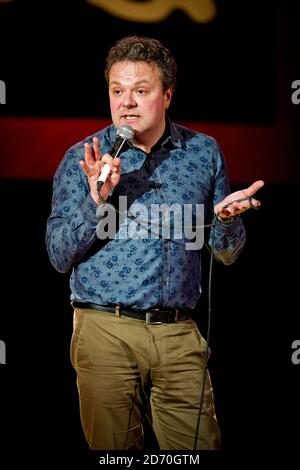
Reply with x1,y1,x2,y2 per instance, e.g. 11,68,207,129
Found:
0,0,299,467
0,0,278,122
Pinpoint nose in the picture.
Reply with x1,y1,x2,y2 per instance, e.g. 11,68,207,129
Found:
122,90,136,108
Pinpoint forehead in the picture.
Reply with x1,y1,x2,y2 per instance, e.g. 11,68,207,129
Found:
109,60,161,84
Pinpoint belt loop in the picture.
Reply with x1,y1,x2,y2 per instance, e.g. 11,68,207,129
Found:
175,309,179,322
115,305,121,317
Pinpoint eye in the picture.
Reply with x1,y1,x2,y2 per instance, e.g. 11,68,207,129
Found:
112,89,122,96
136,89,146,95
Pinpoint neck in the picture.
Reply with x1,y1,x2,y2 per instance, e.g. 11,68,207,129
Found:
133,120,167,153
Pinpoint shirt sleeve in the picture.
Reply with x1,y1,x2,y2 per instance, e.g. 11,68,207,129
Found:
208,141,246,265
45,146,103,273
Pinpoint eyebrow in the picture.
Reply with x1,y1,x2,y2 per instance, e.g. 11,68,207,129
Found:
109,80,151,87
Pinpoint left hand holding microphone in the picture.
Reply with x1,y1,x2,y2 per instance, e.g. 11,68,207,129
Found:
80,137,121,204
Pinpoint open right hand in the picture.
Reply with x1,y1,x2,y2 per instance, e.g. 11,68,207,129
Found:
80,137,121,204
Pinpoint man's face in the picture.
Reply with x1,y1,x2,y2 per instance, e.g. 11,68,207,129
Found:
108,60,172,144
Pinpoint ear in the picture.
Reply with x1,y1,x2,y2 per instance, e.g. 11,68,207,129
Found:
164,88,173,109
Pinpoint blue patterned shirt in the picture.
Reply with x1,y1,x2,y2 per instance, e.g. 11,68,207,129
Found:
46,119,246,310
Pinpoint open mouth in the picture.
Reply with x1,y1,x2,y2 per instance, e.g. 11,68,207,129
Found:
122,115,139,120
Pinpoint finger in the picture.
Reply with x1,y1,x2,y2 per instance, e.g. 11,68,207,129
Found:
113,157,121,168
234,197,261,214
243,180,264,198
84,142,96,168
110,170,121,188
80,158,102,180
93,137,102,161
111,157,121,174
217,199,253,218
248,197,261,210
79,159,91,177
217,209,231,218
101,154,115,166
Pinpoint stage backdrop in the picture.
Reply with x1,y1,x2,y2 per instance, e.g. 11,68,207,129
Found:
0,0,299,183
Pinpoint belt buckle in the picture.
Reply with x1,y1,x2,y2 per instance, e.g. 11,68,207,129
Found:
146,309,164,325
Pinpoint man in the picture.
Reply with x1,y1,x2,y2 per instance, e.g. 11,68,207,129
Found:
46,35,264,450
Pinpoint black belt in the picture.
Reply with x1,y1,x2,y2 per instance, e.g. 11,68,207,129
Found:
72,302,192,325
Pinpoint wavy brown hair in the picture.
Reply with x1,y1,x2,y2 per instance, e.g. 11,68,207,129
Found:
105,35,177,92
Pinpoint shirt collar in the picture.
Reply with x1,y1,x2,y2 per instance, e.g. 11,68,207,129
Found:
166,115,183,149
107,115,183,152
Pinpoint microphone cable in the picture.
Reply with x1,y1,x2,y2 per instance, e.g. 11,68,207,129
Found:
192,196,259,450
192,211,218,450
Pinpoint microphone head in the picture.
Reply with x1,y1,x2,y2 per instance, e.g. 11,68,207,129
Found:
117,125,135,141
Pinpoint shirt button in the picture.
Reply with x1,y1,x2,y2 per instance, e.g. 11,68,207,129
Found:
153,182,162,189
162,279,168,286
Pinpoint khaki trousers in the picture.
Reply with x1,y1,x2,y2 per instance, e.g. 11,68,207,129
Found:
70,307,221,450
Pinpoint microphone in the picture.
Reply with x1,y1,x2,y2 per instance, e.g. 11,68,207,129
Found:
97,125,134,192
